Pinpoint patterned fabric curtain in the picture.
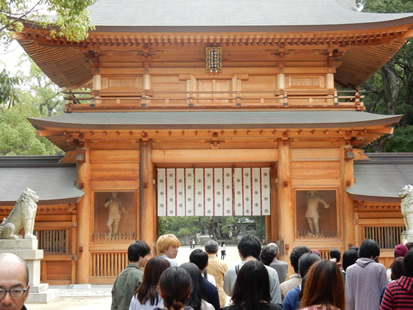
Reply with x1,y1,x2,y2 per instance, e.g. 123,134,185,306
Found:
157,168,270,216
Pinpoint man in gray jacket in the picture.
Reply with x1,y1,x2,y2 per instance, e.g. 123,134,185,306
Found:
223,235,282,305
345,239,388,310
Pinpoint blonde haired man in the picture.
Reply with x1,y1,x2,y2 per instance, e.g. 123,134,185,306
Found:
156,234,180,267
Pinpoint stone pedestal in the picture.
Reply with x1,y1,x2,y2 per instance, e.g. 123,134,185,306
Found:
0,239,58,303
402,230,413,243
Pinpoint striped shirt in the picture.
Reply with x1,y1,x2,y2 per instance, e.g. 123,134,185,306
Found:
380,276,413,310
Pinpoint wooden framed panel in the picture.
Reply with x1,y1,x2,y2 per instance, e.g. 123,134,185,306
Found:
295,189,338,239
93,191,136,240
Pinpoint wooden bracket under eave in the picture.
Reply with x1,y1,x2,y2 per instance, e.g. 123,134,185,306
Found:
59,150,77,163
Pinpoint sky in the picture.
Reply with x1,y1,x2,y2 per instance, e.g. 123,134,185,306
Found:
0,40,29,74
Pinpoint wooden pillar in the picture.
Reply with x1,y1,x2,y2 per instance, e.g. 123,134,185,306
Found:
277,139,293,260
139,140,156,252
266,164,278,243
342,142,356,249
76,141,90,283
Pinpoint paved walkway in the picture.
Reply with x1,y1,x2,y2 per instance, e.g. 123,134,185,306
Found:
28,245,241,309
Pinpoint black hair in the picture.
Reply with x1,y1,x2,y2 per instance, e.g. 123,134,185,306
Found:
330,249,341,263
180,262,207,310
231,260,272,310
298,253,321,278
342,248,358,271
204,240,219,254
290,246,311,273
404,249,413,277
189,249,208,271
158,266,192,310
238,235,261,259
358,239,380,259
260,246,277,266
128,240,151,262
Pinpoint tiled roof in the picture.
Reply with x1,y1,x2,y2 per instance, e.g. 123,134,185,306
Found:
29,111,402,130
347,153,413,202
89,0,413,29
0,156,84,205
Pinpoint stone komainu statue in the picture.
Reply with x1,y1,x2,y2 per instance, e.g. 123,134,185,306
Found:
0,188,39,239
399,184,413,233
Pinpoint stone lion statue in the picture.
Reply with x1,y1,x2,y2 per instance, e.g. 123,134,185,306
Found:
0,188,39,239
399,184,413,233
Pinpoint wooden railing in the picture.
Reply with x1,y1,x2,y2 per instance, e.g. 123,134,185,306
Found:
363,226,404,249
64,89,364,111
90,251,128,277
35,229,67,253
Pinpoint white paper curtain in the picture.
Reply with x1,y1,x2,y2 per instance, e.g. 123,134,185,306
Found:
157,168,271,216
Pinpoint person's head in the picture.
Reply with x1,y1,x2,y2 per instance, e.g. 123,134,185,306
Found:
237,235,261,259
391,257,405,280
358,239,380,260
180,262,205,310
189,249,208,272
156,234,180,259
128,240,151,267
405,242,413,250
394,244,408,258
330,249,341,263
300,260,345,309
342,248,358,271
403,249,413,277
231,260,271,309
260,246,277,266
311,249,321,257
158,266,192,310
267,243,280,257
204,240,219,254
0,253,30,310
137,256,170,305
221,242,225,246
298,253,321,278
290,246,311,273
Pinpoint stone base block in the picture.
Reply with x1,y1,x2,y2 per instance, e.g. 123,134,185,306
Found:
402,231,413,243
26,286,59,304
68,284,92,290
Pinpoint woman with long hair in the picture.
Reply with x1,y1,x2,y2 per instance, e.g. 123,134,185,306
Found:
222,260,282,310
129,256,170,310
154,266,194,310
300,260,345,310
180,263,215,310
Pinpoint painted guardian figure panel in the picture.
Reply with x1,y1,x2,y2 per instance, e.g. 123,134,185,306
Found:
296,190,337,238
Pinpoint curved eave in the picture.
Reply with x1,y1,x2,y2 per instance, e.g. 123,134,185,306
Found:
91,17,413,33
28,111,401,151
347,193,402,203
28,111,402,130
347,160,413,203
0,167,84,206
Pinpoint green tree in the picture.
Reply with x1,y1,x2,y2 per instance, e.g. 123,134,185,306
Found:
363,0,413,151
0,103,62,155
0,0,95,107
0,0,95,43
0,57,63,155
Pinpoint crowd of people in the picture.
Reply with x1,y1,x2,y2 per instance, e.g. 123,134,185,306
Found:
3,234,413,310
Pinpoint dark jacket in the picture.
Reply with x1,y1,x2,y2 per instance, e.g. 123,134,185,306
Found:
111,263,144,310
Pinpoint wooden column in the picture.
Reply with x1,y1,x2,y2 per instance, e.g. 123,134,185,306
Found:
342,142,356,248
76,141,90,283
139,140,156,252
277,139,293,260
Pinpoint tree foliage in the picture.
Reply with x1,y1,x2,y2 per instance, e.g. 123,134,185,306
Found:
159,216,266,242
363,0,413,151
0,57,63,155
0,0,96,43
